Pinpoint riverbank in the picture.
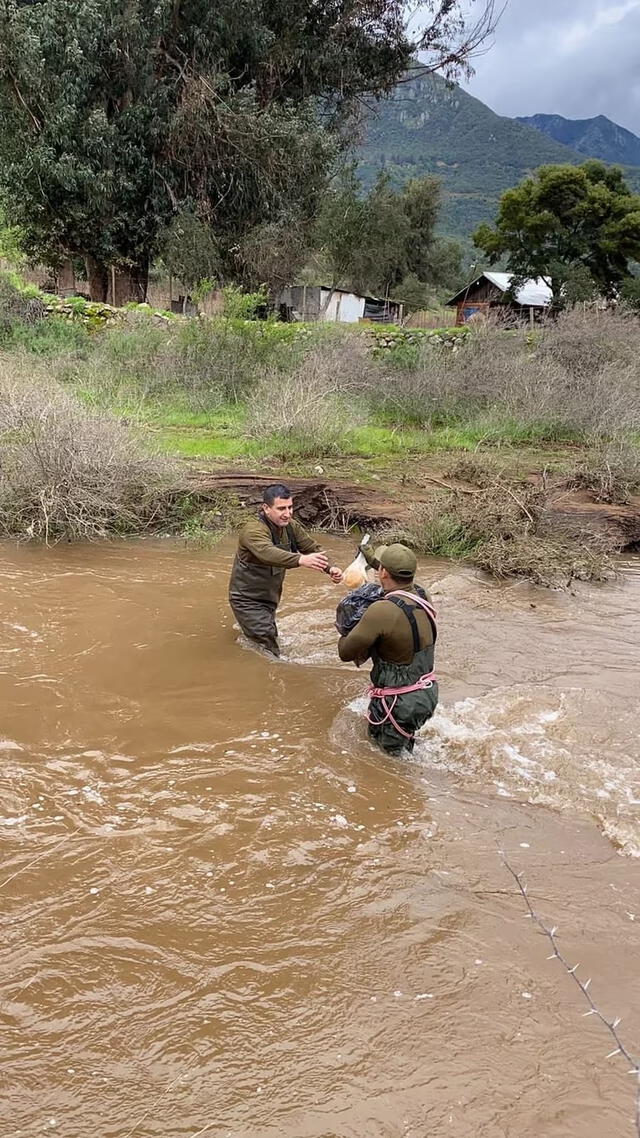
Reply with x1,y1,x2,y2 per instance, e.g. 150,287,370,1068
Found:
168,449,640,585
1,282,639,580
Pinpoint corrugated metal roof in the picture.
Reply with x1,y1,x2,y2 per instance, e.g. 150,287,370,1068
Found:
319,285,401,306
483,272,552,307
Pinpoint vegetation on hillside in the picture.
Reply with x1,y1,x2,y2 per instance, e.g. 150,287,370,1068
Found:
357,73,586,239
357,74,640,243
517,113,640,167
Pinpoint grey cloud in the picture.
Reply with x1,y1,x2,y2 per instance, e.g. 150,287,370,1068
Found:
462,0,640,134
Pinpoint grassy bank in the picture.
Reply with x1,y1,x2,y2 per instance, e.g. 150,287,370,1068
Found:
46,302,640,462
0,273,639,582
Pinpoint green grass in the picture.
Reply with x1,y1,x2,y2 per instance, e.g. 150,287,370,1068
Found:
1,315,90,355
0,304,610,466
156,430,266,459
151,406,240,429
149,411,587,463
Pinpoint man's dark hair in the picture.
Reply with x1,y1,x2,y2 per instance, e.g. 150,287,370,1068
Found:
263,483,292,506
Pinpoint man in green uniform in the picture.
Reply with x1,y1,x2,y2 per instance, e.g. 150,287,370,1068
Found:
338,543,438,756
229,483,342,657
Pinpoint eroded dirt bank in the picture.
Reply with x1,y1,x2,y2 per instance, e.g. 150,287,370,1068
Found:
184,465,640,549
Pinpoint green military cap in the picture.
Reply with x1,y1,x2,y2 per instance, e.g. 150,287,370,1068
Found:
372,542,417,579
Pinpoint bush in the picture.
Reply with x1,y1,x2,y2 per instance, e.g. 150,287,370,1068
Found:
567,442,640,504
363,309,640,441
60,313,312,412
471,533,613,585
0,272,46,338
221,284,268,320
173,316,306,404
6,289,640,453
5,314,90,355
378,461,615,585
61,320,172,409
245,340,372,457
537,305,637,376
0,355,179,541
367,325,517,427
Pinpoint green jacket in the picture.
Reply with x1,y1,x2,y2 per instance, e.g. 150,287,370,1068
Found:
339,584,438,753
229,512,321,606
338,584,435,669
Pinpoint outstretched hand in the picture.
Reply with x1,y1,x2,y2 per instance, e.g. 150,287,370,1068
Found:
328,566,343,583
299,551,330,572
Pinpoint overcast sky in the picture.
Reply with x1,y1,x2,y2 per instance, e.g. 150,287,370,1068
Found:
461,0,640,134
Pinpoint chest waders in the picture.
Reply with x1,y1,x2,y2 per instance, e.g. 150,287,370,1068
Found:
366,590,438,756
229,519,299,657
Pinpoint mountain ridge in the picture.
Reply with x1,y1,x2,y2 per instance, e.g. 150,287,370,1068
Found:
517,112,640,167
357,75,640,242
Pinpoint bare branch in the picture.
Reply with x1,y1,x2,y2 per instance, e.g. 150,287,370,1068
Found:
409,1,506,81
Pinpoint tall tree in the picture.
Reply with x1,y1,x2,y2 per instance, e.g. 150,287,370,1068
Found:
316,169,449,301
474,161,640,304
350,172,411,296
402,176,442,281
313,165,369,299
421,236,465,293
0,1,499,301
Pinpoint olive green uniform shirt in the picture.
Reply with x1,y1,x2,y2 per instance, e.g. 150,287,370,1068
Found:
237,514,320,569
338,584,435,667
229,513,321,606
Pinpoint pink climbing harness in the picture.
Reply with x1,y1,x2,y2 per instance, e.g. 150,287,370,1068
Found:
366,591,437,741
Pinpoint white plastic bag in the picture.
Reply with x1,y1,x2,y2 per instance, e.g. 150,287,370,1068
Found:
342,533,373,590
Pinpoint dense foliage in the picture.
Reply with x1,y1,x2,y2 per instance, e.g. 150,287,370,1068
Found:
0,0,495,301
315,168,464,302
474,161,640,302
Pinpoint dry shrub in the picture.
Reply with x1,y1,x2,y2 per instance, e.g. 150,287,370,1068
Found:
0,355,179,542
245,341,372,456
369,309,640,441
567,441,640,504
371,323,535,426
447,455,502,488
537,306,638,377
378,460,615,586
471,534,614,586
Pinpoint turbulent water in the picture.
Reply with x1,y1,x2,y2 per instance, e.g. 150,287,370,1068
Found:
1,538,639,1137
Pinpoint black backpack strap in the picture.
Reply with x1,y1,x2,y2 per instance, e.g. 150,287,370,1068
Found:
386,595,421,653
390,588,438,645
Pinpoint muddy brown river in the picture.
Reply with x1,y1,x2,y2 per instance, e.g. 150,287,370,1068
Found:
1,536,639,1137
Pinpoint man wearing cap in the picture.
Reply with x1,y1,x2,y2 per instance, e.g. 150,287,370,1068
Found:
229,482,342,657
337,543,438,756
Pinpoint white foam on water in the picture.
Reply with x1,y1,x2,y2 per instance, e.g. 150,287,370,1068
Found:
413,685,640,857
81,785,105,805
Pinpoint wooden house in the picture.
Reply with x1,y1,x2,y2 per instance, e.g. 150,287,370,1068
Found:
447,271,552,325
